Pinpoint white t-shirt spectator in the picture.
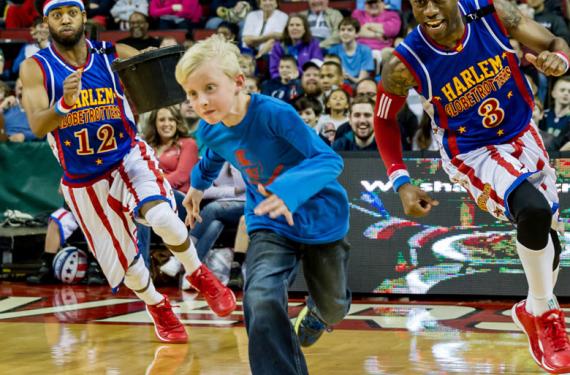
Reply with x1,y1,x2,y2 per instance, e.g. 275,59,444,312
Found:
242,9,288,52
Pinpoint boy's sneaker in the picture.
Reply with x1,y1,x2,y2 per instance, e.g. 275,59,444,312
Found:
511,300,542,366
186,264,236,317
146,295,188,344
294,306,329,347
535,308,570,374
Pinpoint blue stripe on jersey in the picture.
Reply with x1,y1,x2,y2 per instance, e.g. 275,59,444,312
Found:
394,0,533,158
33,40,138,183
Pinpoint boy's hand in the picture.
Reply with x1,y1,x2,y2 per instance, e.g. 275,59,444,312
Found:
254,184,294,226
182,187,204,228
398,183,439,218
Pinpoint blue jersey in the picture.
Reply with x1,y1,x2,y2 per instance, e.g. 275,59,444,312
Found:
191,94,349,244
32,40,138,184
394,0,534,158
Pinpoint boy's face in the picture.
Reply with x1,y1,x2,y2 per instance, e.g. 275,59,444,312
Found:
279,60,299,82
320,65,342,92
239,55,255,76
552,81,570,106
339,24,356,44
298,107,318,127
327,90,349,112
245,77,259,93
182,63,245,125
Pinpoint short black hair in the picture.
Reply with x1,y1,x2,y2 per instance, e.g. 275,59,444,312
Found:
293,96,323,117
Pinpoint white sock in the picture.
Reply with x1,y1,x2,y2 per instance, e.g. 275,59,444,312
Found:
553,266,560,287
517,237,555,316
171,239,201,275
124,257,163,305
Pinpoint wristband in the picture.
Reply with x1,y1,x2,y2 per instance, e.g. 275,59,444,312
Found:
554,51,569,73
55,97,73,116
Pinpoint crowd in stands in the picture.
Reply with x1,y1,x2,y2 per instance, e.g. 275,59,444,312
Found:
3,0,570,285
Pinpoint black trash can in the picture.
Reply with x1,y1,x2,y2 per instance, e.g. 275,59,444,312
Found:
112,45,187,113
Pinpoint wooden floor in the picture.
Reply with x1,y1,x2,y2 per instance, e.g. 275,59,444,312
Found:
0,282,555,374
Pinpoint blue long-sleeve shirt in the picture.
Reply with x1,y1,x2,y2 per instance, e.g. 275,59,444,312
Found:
191,94,349,244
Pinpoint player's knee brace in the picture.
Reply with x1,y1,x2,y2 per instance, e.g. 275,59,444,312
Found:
508,181,552,250
124,256,150,292
144,202,188,246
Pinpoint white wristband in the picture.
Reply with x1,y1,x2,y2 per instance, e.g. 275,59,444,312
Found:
554,51,569,74
55,97,73,116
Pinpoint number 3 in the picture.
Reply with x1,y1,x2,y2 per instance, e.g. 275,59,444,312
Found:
478,98,504,128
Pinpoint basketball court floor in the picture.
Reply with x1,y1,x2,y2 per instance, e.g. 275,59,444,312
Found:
0,282,557,374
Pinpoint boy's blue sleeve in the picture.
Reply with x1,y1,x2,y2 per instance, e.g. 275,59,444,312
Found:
190,147,226,191
362,45,375,72
266,105,344,213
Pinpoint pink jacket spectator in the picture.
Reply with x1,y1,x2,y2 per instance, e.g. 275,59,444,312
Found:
149,0,203,23
157,137,199,193
351,9,401,51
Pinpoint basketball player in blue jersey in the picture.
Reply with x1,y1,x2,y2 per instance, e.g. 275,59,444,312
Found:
375,0,570,372
19,0,236,344
175,35,351,375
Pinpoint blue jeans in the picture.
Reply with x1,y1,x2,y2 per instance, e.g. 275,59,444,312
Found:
243,230,351,375
189,200,244,260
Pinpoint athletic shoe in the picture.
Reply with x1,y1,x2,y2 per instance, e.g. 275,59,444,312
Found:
227,262,244,290
26,262,57,284
511,300,542,366
186,264,236,317
535,308,570,374
146,295,188,343
294,306,329,347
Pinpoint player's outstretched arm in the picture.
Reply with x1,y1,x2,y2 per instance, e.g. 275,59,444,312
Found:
376,55,438,217
495,0,570,76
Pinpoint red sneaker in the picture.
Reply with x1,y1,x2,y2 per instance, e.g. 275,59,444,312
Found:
535,309,570,374
186,264,236,317
512,300,542,366
146,295,188,343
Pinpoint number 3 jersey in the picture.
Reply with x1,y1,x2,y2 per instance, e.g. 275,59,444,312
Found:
393,0,534,159
32,40,138,185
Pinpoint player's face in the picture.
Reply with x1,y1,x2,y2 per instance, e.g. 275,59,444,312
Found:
182,63,246,125
302,67,321,95
411,0,461,42
350,103,374,140
155,108,178,141
46,6,86,48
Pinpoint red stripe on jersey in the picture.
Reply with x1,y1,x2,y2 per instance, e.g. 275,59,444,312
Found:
537,158,545,170
505,53,534,111
138,141,167,197
31,56,48,93
108,195,139,254
433,98,460,156
450,157,504,206
67,187,97,257
488,0,509,36
118,164,140,205
392,50,423,93
486,145,521,177
86,186,129,271
53,129,67,171
528,125,549,158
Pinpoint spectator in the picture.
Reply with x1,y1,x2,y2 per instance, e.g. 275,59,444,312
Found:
242,0,288,58
327,17,375,85
216,21,240,42
269,14,323,79
143,105,199,195
86,0,113,29
117,12,162,50
412,115,438,151
319,61,353,97
299,0,343,49
160,36,179,47
111,0,149,30
300,59,323,100
0,78,38,142
245,76,261,93
293,95,323,132
354,77,377,99
316,88,350,134
528,0,570,43
0,81,10,103
149,0,203,30
332,94,376,151
4,0,39,28
239,53,257,76
12,18,49,77
352,0,401,52
262,55,302,103
541,77,570,150
208,0,255,29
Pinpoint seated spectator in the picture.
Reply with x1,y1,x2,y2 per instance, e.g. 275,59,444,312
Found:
316,88,350,134
0,78,38,142
327,17,375,85
528,0,570,43
242,0,288,58
149,0,203,30
216,21,241,43
319,61,353,97
541,76,570,150
352,0,401,52
269,14,323,79
245,76,261,93
300,0,343,49
86,0,113,29
117,12,162,50
111,0,149,30
262,55,302,103
12,18,49,78
300,59,323,100
293,95,323,132
179,98,202,148
323,52,341,65
332,94,376,151
207,0,255,29
4,0,39,28
239,53,257,76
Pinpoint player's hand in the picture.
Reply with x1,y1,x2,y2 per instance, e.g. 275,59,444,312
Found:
182,187,204,228
526,52,568,77
62,69,82,107
254,184,294,226
398,183,439,218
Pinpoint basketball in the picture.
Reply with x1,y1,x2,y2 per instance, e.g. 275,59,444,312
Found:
52,247,88,284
